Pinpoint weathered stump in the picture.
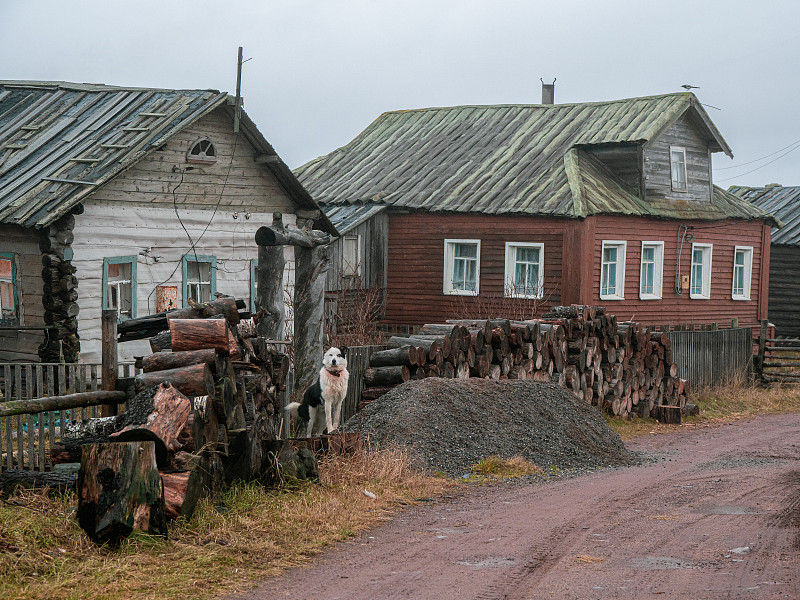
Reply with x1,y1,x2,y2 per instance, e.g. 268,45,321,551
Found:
77,441,167,545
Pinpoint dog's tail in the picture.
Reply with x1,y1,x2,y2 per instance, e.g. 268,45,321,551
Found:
285,401,301,419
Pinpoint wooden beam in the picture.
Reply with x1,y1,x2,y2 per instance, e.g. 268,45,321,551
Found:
254,154,281,164
255,224,331,248
101,309,118,417
293,245,330,394
0,391,127,418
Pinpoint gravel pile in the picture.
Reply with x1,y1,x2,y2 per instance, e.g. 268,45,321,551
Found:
342,378,639,477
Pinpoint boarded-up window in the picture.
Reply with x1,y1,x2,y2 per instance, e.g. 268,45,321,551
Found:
0,256,17,324
342,235,360,277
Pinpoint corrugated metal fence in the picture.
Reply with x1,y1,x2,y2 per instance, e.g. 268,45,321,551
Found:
0,363,138,471
666,327,752,389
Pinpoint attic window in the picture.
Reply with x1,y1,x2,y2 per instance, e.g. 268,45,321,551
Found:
187,138,217,164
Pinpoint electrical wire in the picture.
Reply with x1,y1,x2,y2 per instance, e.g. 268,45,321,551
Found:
717,142,800,182
716,137,800,170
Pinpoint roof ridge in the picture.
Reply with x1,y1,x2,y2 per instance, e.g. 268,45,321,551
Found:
0,80,222,94
377,92,691,117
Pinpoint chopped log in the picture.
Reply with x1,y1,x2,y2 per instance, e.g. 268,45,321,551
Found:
142,349,217,373
77,441,167,545
160,470,204,520
51,434,111,464
0,390,127,418
682,403,700,417
369,346,417,368
169,318,229,354
111,383,192,456
653,404,681,425
0,470,78,495
150,330,171,352
135,363,216,399
364,365,410,387
361,386,395,402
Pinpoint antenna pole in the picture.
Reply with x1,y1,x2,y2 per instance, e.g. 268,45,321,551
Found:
233,46,243,133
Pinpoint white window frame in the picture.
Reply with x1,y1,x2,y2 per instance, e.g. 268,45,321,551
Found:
504,242,545,299
690,243,713,299
639,241,664,300
443,239,480,296
600,241,626,300
670,146,687,191
342,235,361,278
732,246,753,301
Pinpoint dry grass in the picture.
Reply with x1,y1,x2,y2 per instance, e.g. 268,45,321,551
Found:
470,455,543,479
0,447,452,600
606,381,800,441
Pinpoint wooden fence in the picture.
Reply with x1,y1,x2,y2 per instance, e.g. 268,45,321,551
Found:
755,319,800,384
0,363,138,472
341,345,387,424
666,327,753,389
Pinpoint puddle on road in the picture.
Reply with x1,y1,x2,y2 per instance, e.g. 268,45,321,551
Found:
629,556,699,570
458,557,517,568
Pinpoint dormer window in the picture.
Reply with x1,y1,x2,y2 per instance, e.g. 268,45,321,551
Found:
670,146,687,191
187,137,217,164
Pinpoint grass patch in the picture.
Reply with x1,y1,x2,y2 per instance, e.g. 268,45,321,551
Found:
470,455,542,479
606,381,800,441
0,447,452,600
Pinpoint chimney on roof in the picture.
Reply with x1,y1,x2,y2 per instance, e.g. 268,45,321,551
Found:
541,78,556,104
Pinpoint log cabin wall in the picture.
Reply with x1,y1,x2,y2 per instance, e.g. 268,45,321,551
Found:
384,213,565,325
0,224,45,361
643,114,713,203
71,108,302,362
765,244,800,338
589,215,767,329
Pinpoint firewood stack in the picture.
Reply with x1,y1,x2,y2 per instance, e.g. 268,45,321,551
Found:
362,306,690,420
60,297,291,544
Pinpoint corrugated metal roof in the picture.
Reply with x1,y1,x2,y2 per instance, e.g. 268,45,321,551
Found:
0,80,333,232
730,185,797,244
324,202,387,234
296,92,771,224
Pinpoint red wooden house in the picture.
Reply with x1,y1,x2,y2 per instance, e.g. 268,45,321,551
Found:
296,91,777,330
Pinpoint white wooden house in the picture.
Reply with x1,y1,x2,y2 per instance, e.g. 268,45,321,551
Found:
0,81,333,363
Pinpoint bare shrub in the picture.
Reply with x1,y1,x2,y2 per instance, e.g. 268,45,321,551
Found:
447,277,558,321
324,275,385,348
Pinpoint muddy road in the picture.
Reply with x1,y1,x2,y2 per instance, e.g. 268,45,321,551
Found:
233,413,800,599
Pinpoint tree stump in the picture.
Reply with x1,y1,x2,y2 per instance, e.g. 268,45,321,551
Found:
77,441,167,545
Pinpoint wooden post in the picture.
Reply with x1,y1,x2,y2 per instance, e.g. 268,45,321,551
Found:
757,318,768,382
255,213,286,340
731,317,739,329
293,244,330,394
101,309,118,417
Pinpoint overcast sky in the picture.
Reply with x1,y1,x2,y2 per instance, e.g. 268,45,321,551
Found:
1,1,798,187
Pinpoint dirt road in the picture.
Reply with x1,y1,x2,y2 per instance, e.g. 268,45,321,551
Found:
233,413,800,599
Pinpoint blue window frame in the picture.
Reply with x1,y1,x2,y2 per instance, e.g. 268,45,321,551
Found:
250,258,258,311
182,255,217,306
0,252,19,325
102,256,137,321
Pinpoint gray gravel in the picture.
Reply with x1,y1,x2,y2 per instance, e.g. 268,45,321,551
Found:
342,378,640,477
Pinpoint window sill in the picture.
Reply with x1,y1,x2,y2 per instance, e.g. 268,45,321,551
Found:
504,293,544,300
599,295,624,301
639,294,662,301
444,289,479,297
731,295,751,301
689,294,711,300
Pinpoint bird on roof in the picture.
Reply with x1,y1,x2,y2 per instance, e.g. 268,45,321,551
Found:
681,84,700,90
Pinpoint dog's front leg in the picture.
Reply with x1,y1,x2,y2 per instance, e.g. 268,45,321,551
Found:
306,406,316,438
325,400,334,433
332,401,342,431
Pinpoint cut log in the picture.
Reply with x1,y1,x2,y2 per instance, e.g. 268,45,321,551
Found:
135,363,216,399
361,385,395,402
364,365,410,387
369,346,417,367
149,331,171,352
142,349,217,373
160,470,203,520
0,470,78,495
77,441,167,545
169,318,230,354
111,383,193,456
653,404,681,424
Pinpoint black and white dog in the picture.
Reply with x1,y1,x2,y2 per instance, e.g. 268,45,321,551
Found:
285,346,349,437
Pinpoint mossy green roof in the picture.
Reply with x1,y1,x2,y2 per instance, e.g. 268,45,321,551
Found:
296,92,771,224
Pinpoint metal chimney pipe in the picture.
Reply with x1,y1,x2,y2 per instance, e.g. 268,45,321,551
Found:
541,78,556,104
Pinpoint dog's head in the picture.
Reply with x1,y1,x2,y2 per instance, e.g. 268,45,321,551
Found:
323,346,348,373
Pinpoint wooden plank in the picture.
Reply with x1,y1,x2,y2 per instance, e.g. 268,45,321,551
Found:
15,367,23,470
47,365,55,454
26,365,33,470
3,365,12,469
37,367,45,470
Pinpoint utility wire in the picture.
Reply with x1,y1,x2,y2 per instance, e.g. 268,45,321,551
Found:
716,137,800,170
717,142,800,182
